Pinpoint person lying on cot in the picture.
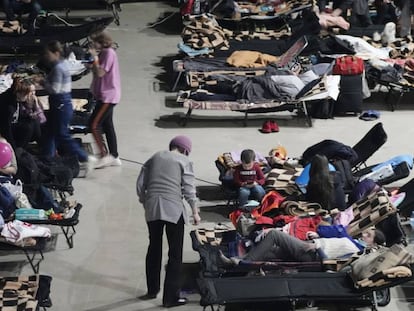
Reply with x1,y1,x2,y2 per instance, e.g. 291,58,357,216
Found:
317,12,350,30
220,227,386,265
314,1,351,30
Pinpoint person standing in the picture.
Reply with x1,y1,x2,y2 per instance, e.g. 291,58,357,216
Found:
88,31,122,169
136,135,201,308
397,0,412,37
40,40,95,176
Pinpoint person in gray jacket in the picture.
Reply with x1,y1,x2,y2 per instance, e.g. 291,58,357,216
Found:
136,135,201,308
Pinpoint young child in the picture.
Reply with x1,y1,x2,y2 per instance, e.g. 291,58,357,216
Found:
233,149,266,210
12,81,46,149
24,83,46,124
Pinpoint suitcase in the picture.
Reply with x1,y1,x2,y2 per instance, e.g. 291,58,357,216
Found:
334,75,363,115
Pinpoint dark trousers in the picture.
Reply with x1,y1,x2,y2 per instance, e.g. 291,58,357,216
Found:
374,0,398,24
146,216,184,305
2,0,41,31
398,0,412,37
12,118,41,149
89,101,118,158
245,230,316,262
44,93,88,162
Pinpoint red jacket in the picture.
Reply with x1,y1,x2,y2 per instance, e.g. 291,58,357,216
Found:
233,163,265,187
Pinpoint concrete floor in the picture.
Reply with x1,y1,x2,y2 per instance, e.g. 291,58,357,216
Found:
5,1,414,310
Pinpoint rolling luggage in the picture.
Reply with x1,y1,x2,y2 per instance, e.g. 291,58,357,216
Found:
335,75,363,115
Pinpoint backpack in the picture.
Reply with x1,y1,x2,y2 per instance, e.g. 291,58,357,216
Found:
331,159,355,193
308,99,335,119
376,213,407,247
332,56,364,76
14,148,41,186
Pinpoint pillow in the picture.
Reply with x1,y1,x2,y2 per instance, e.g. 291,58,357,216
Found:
299,70,319,85
270,74,304,97
315,237,360,259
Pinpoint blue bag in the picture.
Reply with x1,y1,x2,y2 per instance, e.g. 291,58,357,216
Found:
0,186,16,219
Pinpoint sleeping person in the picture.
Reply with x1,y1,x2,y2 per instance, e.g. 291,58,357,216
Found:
220,227,385,265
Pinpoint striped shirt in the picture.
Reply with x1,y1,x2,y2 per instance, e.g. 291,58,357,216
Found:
44,60,71,94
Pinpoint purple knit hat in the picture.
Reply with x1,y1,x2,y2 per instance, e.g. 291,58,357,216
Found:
169,135,192,155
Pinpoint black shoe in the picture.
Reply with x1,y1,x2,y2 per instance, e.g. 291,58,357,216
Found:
39,297,53,308
138,293,157,300
163,297,188,308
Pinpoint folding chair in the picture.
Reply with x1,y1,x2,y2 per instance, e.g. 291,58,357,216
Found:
351,122,388,172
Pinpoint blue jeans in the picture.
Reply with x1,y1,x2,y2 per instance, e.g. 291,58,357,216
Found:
44,93,88,162
238,185,266,207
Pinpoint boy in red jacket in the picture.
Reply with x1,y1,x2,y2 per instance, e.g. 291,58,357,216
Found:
233,149,266,210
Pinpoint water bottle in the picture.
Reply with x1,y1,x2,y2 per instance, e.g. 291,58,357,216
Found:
410,211,414,229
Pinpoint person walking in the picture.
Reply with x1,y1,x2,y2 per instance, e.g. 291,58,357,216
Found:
40,40,95,176
136,135,201,308
88,31,122,169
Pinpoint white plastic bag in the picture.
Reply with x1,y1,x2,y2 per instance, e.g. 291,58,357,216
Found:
1,220,51,243
15,192,33,209
1,180,23,200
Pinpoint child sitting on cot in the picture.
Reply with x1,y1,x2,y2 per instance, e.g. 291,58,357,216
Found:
233,149,266,211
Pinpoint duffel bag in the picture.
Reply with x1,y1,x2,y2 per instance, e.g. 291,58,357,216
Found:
333,56,364,75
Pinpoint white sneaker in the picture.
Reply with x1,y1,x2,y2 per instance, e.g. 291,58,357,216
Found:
95,155,115,169
84,155,98,177
110,157,122,166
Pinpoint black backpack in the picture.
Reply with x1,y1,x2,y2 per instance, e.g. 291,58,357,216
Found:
308,99,335,119
14,148,42,186
331,159,355,193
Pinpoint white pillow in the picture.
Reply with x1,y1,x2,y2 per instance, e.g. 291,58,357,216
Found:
299,70,319,85
270,74,305,97
315,237,360,259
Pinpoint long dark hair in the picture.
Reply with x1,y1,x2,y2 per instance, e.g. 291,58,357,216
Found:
306,154,334,210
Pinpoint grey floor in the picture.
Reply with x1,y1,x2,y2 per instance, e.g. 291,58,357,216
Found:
3,1,414,310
